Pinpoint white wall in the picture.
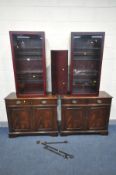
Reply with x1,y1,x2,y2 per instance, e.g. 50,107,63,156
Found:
0,0,116,122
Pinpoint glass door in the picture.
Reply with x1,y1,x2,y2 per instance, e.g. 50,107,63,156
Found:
70,32,105,95
10,32,46,96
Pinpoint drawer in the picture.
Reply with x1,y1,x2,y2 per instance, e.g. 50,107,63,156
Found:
62,98,111,105
5,99,57,106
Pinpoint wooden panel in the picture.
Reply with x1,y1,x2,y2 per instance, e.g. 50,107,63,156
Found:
61,106,85,131
87,106,110,130
33,107,57,131
7,107,32,132
51,50,68,95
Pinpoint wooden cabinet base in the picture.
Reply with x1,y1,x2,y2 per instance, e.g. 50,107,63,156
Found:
60,130,108,136
5,92,58,138
9,131,58,138
60,91,112,136
5,91,112,137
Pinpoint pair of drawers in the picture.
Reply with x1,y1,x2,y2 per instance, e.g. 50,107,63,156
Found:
5,99,57,106
61,98,111,105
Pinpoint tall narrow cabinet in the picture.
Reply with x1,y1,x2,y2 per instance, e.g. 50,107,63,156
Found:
51,50,68,95
10,31,46,97
70,32,105,96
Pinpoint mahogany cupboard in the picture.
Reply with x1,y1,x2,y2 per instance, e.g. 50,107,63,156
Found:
5,91,112,137
51,50,68,95
5,93,58,137
70,32,105,96
60,91,112,135
9,31,46,97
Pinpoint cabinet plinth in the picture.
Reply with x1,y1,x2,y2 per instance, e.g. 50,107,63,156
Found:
5,92,58,137
60,91,112,135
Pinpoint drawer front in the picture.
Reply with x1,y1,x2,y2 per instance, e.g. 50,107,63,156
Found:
6,99,57,106
62,98,111,105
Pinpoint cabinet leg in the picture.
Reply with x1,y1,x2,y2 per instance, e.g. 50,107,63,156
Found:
60,132,68,136
9,136,17,138
9,134,17,138
100,131,108,135
50,133,58,137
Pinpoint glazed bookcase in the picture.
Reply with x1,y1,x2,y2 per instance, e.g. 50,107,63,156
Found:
10,31,46,97
70,32,105,96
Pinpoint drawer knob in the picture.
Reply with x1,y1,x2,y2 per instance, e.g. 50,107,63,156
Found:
32,75,36,78
41,100,47,104
16,100,21,105
62,68,65,71
27,58,30,61
90,41,94,44
72,100,77,104
97,100,102,104
62,82,65,85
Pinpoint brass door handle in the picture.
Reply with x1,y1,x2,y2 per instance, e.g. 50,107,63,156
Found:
41,100,47,104
16,100,21,105
72,100,77,104
97,100,102,104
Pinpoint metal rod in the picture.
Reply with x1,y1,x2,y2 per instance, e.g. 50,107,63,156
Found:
36,140,68,145
44,146,68,159
44,144,74,159
36,140,74,159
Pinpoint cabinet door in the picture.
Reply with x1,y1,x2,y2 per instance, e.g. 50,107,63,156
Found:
70,32,105,95
8,107,32,132
33,107,57,131
61,106,85,130
87,106,110,130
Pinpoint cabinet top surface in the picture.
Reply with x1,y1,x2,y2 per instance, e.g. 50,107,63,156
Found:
9,31,45,34
61,91,112,99
71,32,105,35
5,92,57,100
